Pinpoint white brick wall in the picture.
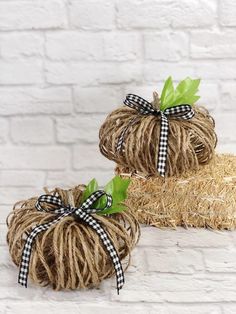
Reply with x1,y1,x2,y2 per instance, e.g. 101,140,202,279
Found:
0,0,236,313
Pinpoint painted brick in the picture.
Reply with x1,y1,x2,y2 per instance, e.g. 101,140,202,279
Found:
191,31,236,59
0,224,7,246
117,0,216,29
0,33,44,58
46,32,139,61
69,0,115,30
214,113,236,143
171,0,217,28
203,248,236,272
0,118,8,144
0,87,72,115
0,187,43,205
102,33,140,61
0,147,70,170
3,303,154,314
221,82,236,111
11,117,54,144
144,32,188,61
0,60,43,85
74,86,122,113
116,0,174,29
46,62,142,85
144,248,204,274
0,170,45,187
0,205,11,224
46,170,113,188
220,0,236,26
217,144,236,154
111,273,236,302
0,1,67,30
56,114,106,143
73,143,114,170
138,227,232,248
45,32,103,61
144,62,195,82
198,83,219,111
195,61,236,80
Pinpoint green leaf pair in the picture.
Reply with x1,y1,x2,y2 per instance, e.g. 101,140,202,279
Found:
160,76,201,111
81,176,131,215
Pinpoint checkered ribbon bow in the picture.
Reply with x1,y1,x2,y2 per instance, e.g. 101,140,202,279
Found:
116,94,195,177
18,191,125,294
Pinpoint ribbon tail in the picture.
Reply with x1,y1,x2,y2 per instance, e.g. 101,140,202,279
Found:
157,113,169,177
18,212,71,287
116,116,139,153
81,213,125,294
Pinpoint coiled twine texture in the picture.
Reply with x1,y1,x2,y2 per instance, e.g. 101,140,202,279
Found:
6,186,140,290
99,105,217,177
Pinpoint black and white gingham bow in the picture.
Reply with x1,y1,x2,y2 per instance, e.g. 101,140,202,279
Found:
18,191,125,294
116,94,195,177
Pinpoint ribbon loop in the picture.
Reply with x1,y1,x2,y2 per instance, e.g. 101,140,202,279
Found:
116,94,195,177
79,190,112,213
36,194,64,213
124,94,157,115
164,104,194,119
18,191,124,294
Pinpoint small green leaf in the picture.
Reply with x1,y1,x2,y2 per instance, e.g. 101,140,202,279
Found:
81,178,98,203
175,78,200,104
160,76,175,110
160,77,201,110
97,204,127,215
105,176,130,204
81,176,130,215
95,175,130,210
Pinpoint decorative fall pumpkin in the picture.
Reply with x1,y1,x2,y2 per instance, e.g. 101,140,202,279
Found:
7,177,140,291
99,77,217,177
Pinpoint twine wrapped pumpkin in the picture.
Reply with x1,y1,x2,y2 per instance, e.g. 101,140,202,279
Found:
6,184,140,291
116,154,236,230
99,77,217,177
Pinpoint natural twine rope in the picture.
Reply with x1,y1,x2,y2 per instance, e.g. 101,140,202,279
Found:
6,185,140,290
99,104,217,177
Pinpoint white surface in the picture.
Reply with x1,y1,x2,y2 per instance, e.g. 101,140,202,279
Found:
0,0,236,313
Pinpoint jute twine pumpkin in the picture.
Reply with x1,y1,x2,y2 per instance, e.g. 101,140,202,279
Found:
6,185,140,290
116,154,236,230
99,95,217,177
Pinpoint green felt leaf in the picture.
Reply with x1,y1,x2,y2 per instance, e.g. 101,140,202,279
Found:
174,78,200,105
105,175,130,205
97,204,127,215
81,178,98,203
96,175,130,212
160,76,175,110
81,176,130,215
160,77,201,110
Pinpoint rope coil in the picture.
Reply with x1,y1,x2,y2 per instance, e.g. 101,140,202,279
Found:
99,104,217,177
7,185,140,290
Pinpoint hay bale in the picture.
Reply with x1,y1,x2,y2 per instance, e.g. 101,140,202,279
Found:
6,185,140,290
116,154,236,230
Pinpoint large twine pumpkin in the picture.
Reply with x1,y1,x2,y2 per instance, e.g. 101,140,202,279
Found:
99,95,217,177
116,154,236,230
7,185,140,290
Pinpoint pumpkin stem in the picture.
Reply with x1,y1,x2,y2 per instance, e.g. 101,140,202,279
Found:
152,91,160,110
